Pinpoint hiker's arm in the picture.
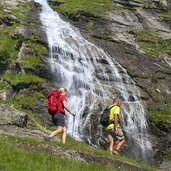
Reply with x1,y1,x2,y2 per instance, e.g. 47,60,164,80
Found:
63,100,75,116
114,114,118,135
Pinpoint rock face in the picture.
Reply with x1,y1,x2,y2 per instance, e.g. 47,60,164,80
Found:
0,0,171,170
47,0,171,169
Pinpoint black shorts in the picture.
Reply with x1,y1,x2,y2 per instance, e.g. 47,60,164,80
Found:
52,113,65,127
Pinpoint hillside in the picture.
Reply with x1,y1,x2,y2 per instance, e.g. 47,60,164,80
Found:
0,0,171,170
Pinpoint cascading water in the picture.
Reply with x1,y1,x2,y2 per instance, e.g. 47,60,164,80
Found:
34,0,154,163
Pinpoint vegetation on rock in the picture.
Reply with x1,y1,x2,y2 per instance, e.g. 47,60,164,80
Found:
52,0,122,18
149,103,171,124
0,51,11,73
129,29,171,57
159,10,171,19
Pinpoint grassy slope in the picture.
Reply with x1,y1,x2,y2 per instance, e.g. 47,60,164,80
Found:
0,135,158,171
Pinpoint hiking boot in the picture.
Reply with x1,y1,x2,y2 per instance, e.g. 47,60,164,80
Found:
44,136,51,141
113,149,120,155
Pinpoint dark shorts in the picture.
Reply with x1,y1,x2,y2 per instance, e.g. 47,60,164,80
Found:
52,113,65,127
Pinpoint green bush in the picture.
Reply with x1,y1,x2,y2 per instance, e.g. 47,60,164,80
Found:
0,51,11,73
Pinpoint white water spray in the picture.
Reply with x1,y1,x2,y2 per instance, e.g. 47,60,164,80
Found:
34,0,153,162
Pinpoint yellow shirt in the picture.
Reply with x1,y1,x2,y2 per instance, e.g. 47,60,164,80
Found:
106,105,120,130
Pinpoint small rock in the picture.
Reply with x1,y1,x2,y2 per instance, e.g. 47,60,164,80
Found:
0,91,7,101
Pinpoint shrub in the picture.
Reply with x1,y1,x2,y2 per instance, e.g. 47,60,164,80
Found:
0,51,11,73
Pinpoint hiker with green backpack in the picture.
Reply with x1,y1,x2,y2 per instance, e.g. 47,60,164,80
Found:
44,87,76,144
100,97,126,154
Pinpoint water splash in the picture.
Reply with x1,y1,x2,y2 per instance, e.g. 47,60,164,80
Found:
34,0,153,163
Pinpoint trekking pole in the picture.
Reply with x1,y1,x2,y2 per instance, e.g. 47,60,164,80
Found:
72,115,75,138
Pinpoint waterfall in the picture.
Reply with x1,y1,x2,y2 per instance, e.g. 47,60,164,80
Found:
34,0,153,163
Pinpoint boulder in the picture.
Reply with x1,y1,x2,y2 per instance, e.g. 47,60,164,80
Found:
0,103,28,127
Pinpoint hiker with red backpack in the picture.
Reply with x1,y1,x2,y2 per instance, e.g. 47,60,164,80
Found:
100,97,125,154
44,87,75,143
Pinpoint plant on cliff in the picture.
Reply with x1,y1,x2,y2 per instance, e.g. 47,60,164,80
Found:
55,0,122,18
0,32,18,61
149,103,171,124
21,55,42,69
4,72,46,86
0,81,9,90
0,51,11,73
129,29,171,57
159,10,171,19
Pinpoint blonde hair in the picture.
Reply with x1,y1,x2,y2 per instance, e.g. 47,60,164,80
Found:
113,97,122,106
58,87,67,93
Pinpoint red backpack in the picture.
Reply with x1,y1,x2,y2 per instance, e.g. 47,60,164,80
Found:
47,90,60,115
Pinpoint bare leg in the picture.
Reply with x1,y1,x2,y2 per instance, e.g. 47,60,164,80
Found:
50,126,63,138
116,137,125,151
61,127,67,144
109,140,114,154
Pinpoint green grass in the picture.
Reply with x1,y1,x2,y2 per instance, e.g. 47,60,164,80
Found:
4,72,46,86
149,104,171,123
129,29,171,57
162,148,171,160
0,136,117,171
55,0,123,18
25,40,48,55
159,11,171,19
0,81,9,90
0,32,18,61
0,135,158,171
21,55,42,69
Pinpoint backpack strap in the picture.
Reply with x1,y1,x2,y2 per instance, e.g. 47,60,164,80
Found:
108,105,115,110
